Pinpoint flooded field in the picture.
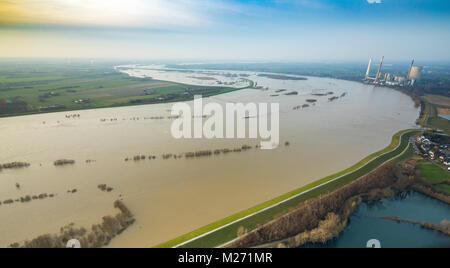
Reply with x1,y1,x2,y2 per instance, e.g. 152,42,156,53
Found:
0,67,419,247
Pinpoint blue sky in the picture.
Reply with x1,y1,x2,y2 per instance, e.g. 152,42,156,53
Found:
0,0,449,61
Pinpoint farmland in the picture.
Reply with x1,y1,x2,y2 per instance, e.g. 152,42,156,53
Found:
0,60,243,117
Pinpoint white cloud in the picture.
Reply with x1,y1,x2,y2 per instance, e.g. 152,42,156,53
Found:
367,0,382,4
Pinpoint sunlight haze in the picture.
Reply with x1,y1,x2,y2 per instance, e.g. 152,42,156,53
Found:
1,0,449,61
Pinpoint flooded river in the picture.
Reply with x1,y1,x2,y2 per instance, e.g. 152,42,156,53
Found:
0,67,419,247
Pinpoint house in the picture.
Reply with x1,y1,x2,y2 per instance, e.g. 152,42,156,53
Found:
429,151,435,159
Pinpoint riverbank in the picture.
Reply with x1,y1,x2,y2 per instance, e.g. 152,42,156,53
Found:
401,91,450,134
157,130,419,248
232,149,450,248
242,163,401,248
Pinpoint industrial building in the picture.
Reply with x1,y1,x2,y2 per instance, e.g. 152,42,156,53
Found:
363,57,422,87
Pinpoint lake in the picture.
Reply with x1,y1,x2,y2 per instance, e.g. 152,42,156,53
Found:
303,192,450,248
0,67,419,247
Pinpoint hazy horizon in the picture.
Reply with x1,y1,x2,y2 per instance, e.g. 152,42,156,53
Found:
1,0,450,61
2,58,450,67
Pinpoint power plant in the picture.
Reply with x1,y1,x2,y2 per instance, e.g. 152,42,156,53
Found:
363,57,422,87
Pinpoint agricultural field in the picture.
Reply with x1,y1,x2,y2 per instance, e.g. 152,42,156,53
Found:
419,97,450,134
424,94,450,108
0,60,241,117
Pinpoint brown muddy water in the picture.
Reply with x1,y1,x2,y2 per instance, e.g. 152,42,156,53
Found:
0,70,419,247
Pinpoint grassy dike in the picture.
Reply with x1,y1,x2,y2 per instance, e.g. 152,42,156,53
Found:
156,129,420,248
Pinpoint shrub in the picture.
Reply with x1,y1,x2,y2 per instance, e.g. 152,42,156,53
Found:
54,159,75,166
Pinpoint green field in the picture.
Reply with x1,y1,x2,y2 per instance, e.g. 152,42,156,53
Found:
417,161,450,194
419,98,450,134
156,129,419,248
0,60,251,117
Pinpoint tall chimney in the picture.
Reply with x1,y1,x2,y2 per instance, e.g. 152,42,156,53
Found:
365,58,372,79
407,59,415,80
375,56,384,81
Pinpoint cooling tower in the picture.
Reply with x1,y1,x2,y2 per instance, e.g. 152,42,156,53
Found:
409,66,423,80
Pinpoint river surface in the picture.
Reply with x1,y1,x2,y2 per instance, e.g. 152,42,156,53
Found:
0,67,419,247
303,192,450,248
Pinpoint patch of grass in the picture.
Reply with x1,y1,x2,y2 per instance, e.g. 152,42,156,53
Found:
417,161,450,185
393,143,415,165
156,130,419,248
428,116,450,133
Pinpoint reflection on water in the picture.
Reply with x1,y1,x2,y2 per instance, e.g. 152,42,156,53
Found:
303,192,450,248
0,69,419,247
